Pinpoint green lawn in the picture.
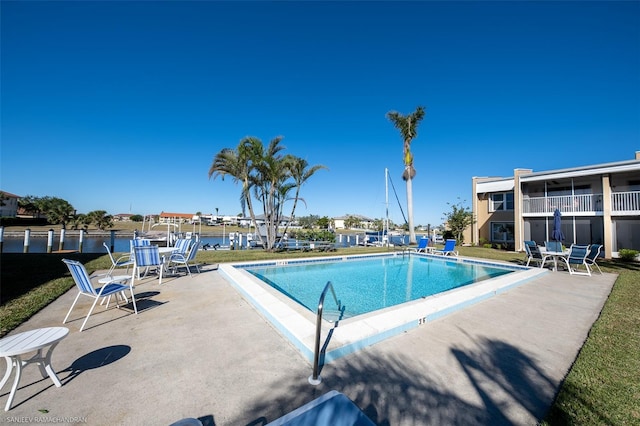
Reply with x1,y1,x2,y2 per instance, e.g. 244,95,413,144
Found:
1,246,638,424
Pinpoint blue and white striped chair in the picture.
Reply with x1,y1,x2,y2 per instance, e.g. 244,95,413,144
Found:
62,259,137,332
132,245,165,284
172,238,192,257
130,239,152,278
169,240,200,277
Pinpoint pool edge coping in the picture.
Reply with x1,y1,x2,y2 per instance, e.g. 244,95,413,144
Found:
218,253,548,364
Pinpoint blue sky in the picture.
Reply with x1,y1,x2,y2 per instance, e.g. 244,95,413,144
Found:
2,1,639,227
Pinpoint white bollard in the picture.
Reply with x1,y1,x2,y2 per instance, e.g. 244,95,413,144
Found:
78,229,84,253
59,228,66,251
23,228,31,253
47,229,54,253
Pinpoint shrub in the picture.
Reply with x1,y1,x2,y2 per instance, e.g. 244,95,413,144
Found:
442,230,455,241
290,229,336,242
618,248,639,262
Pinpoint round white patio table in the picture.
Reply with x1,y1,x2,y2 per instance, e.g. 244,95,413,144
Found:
0,327,69,411
97,275,133,307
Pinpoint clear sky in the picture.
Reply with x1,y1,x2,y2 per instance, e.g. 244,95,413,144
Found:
2,1,639,227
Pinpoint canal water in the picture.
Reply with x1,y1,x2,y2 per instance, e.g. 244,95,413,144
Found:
1,233,401,253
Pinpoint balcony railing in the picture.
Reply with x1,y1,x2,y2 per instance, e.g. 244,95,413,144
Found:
611,191,640,213
523,194,603,214
522,191,640,215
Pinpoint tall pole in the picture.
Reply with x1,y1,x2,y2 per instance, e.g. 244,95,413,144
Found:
385,168,389,246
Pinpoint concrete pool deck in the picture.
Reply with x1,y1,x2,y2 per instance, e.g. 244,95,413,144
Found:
0,260,616,425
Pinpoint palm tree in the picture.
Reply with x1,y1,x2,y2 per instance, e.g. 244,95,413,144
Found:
87,210,113,230
279,156,327,240
386,106,426,244
248,137,289,248
209,136,325,250
208,140,258,239
208,136,283,249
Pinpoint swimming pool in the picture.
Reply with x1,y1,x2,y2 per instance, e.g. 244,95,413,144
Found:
246,256,514,319
219,253,547,364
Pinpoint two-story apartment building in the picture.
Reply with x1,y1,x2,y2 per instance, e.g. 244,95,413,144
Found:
0,191,20,217
471,152,640,259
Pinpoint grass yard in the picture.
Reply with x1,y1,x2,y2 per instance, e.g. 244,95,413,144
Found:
1,245,638,424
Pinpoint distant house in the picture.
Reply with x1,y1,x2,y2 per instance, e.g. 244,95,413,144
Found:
471,151,640,258
159,212,194,224
333,214,376,230
113,213,134,221
0,191,20,217
240,214,289,228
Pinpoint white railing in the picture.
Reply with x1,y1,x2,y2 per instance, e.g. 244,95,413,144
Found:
522,194,603,214
611,191,640,213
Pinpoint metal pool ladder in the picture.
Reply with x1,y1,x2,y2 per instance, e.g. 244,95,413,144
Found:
309,281,341,385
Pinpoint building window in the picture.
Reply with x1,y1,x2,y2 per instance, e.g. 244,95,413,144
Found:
489,192,514,212
491,222,514,243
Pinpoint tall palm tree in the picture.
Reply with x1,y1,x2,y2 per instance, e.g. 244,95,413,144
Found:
248,136,289,248
209,136,326,251
209,136,287,249
208,141,257,238
386,106,426,244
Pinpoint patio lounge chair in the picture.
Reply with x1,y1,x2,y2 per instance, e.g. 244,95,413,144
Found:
412,237,431,253
524,242,554,268
432,239,459,256
585,244,603,274
559,244,591,276
62,259,137,332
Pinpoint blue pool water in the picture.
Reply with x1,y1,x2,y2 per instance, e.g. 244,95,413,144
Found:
245,256,514,318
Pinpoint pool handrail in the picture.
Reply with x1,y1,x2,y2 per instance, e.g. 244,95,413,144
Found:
309,281,341,385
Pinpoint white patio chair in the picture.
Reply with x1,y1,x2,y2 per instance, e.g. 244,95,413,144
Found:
169,240,200,277
130,239,152,279
103,242,134,276
559,244,592,276
585,244,603,274
524,242,554,268
171,238,192,257
132,245,165,284
62,259,137,332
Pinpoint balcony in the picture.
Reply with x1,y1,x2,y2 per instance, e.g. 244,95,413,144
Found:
523,194,603,215
611,191,640,215
522,191,640,215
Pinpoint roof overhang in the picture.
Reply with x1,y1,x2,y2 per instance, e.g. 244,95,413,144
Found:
475,179,514,193
520,161,640,183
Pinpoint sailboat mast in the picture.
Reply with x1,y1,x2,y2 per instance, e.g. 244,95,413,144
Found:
385,168,389,246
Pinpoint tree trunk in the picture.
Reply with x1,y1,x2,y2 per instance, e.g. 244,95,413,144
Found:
406,175,416,244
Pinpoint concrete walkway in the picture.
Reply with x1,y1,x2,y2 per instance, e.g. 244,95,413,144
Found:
0,263,616,425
